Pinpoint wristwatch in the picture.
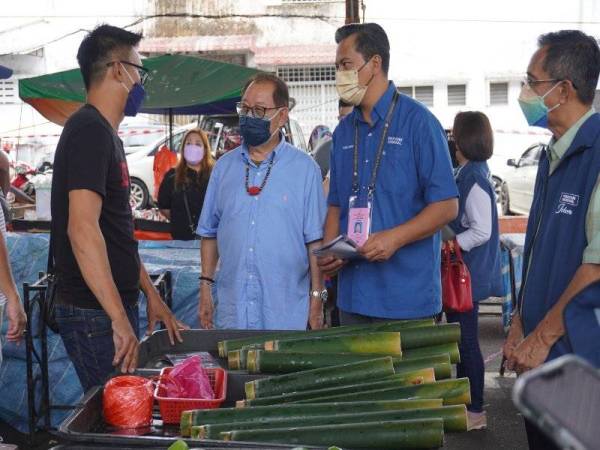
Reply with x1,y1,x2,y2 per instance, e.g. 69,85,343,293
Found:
311,289,329,302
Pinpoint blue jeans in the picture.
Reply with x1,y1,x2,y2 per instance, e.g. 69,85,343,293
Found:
55,303,139,392
446,302,484,412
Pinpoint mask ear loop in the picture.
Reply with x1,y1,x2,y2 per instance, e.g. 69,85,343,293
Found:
541,81,563,113
119,62,136,93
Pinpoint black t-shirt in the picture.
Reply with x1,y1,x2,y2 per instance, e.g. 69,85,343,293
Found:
51,104,140,309
157,168,209,240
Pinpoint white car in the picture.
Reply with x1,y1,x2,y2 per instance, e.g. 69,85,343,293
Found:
494,143,545,215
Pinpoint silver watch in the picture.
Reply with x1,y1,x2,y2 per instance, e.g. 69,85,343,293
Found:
311,289,328,302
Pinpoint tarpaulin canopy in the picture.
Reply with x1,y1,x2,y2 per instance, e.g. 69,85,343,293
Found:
19,54,260,126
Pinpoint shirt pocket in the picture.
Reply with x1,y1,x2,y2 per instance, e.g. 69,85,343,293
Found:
379,144,413,196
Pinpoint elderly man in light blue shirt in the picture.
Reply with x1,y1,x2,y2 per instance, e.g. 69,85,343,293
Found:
197,73,327,330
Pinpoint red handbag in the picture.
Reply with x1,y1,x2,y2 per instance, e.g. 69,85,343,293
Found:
441,239,474,313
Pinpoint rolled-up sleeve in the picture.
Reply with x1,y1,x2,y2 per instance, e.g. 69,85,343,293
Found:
415,117,459,204
197,166,221,238
304,161,327,243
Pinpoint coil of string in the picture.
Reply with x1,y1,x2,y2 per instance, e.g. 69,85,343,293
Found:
103,375,154,429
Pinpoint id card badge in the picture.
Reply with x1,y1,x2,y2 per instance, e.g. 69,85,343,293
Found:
347,195,372,247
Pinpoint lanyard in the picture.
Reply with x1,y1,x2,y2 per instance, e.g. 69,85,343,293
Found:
352,90,400,198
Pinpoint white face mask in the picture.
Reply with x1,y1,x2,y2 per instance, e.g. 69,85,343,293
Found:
335,60,373,106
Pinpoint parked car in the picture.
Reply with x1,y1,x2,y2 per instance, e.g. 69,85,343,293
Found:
494,143,546,215
119,122,167,154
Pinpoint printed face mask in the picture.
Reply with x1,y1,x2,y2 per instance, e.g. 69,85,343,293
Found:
335,60,373,106
239,109,281,147
518,82,561,128
120,63,146,117
183,144,204,165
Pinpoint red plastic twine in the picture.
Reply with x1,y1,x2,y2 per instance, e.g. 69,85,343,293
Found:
103,375,154,429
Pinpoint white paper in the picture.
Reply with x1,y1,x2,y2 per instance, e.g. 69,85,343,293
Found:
312,235,363,260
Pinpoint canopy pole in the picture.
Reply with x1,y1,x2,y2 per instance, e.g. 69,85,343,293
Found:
168,108,174,150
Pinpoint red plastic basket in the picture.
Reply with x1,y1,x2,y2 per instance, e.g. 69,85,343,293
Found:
154,366,227,424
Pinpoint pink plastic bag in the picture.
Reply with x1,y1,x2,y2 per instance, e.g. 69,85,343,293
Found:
162,355,214,399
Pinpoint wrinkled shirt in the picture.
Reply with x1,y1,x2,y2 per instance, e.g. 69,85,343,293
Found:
198,137,326,329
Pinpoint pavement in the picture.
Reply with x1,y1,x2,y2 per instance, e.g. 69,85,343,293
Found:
445,305,529,449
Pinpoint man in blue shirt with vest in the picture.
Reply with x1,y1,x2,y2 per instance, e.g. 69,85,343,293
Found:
318,23,458,323
503,30,600,450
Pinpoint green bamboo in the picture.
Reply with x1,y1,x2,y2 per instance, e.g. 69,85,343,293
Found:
191,405,467,439
403,342,461,364
242,368,435,407
180,399,444,436
293,377,471,406
247,350,452,379
220,419,445,449
217,319,434,356
399,324,460,349
265,332,402,356
245,357,395,399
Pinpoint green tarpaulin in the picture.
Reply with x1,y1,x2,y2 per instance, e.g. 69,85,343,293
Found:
19,54,260,125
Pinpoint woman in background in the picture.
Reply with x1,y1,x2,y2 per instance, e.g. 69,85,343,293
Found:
158,128,215,240
447,111,502,431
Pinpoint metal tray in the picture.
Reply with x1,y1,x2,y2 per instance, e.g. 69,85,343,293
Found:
56,329,319,449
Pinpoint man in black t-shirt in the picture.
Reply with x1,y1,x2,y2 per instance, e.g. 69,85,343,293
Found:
51,25,185,391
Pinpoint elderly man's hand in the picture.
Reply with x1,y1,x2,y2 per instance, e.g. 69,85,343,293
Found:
506,329,552,374
359,229,401,262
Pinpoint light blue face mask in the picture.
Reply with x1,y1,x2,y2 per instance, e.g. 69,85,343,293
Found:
518,82,561,128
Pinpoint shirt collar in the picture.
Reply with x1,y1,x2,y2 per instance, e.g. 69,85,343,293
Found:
356,81,397,125
240,131,286,165
547,108,595,161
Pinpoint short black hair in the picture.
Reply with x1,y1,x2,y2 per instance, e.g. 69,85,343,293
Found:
77,24,143,91
335,23,390,74
242,73,289,107
453,111,494,162
538,30,600,105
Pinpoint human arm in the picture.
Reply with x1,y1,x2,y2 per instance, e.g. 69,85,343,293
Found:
199,238,218,329
307,240,324,329
0,210,25,341
157,170,173,221
507,263,600,373
455,183,492,251
139,262,186,344
359,198,457,261
68,189,138,373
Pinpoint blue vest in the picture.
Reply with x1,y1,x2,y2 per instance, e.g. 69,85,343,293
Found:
520,113,600,361
450,161,502,301
564,280,600,368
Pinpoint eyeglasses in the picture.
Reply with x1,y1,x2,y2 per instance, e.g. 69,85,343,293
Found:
236,102,285,119
107,61,151,86
521,77,577,91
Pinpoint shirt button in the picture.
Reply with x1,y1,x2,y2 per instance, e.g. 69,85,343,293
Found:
248,274,253,279
257,172,261,176
368,133,372,137
251,221,255,225
254,197,259,201
365,159,369,163
249,247,254,252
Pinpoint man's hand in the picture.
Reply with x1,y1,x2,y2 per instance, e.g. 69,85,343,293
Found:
359,229,401,262
112,317,139,373
5,294,26,342
507,329,552,374
146,291,187,345
199,284,214,329
317,255,346,277
308,298,324,330
502,314,524,365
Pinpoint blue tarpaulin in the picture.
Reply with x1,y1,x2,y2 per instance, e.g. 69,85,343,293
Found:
0,233,201,432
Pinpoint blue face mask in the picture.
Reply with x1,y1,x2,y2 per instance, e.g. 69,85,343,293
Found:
518,82,561,128
121,63,146,117
239,109,281,147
